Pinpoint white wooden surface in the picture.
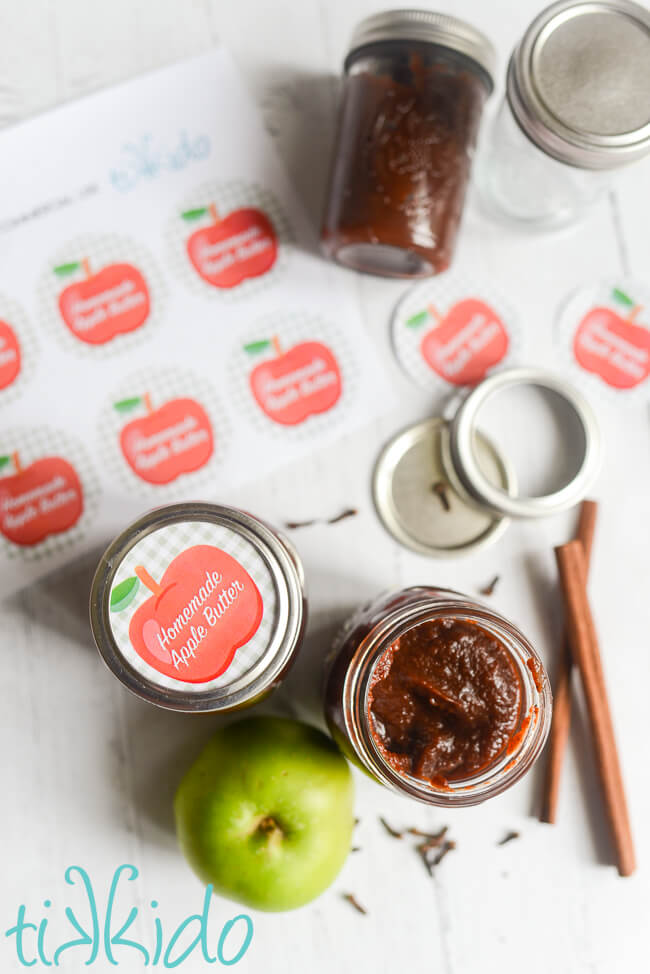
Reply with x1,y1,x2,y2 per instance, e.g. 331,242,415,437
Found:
2,2,649,972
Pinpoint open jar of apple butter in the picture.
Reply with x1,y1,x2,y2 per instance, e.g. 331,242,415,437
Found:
322,10,495,277
324,587,551,806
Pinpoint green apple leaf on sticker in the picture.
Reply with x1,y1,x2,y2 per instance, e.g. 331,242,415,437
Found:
405,310,430,328
110,576,140,612
0,455,11,472
113,397,143,414
243,339,272,355
181,208,209,221
612,287,635,309
53,262,81,277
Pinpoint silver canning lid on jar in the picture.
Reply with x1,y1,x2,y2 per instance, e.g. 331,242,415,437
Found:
508,0,650,169
344,8,497,87
90,503,306,712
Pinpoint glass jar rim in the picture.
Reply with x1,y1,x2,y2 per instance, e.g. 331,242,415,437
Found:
344,9,496,89
343,592,552,806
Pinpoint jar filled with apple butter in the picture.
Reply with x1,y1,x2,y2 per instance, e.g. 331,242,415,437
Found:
322,10,495,277
90,503,306,712
324,587,551,806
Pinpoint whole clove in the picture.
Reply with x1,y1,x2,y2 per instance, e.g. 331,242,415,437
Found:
379,816,404,839
342,892,367,915
497,830,520,846
479,574,501,596
432,481,451,512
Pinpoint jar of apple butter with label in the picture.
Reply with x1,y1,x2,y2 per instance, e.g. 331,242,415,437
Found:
322,10,495,277
324,587,551,806
90,503,306,712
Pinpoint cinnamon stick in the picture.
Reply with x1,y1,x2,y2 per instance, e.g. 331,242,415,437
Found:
554,540,636,877
540,500,598,824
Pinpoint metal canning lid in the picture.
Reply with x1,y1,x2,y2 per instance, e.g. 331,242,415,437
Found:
90,503,305,713
373,417,516,557
447,368,601,519
508,0,650,169
345,8,496,87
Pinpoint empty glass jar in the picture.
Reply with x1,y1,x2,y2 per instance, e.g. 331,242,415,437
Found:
478,0,650,228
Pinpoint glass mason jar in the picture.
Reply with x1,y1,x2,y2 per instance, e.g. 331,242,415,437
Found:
322,10,495,278
90,503,306,712
324,587,552,807
478,0,650,228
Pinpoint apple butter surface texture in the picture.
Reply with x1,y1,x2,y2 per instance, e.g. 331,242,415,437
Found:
369,618,522,784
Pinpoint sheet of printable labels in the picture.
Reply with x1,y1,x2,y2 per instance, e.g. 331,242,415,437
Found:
0,48,396,595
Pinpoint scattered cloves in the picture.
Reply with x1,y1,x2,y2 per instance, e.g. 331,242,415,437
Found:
479,574,501,596
343,892,367,916
497,830,520,846
285,508,358,530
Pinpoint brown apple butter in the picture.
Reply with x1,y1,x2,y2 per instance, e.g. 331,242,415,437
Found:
322,12,495,278
368,617,523,785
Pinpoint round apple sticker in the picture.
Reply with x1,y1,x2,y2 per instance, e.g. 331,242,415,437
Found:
0,320,21,391
393,275,519,391
572,286,650,390
0,449,83,547
115,392,214,485
40,235,165,355
169,182,292,299
110,545,264,683
54,256,150,345
182,201,277,289
245,335,342,426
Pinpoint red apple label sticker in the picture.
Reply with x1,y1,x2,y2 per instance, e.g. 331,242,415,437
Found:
182,202,277,288
246,336,342,426
55,257,150,345
406,299,509,386
0,320,21,390
110,546,264,682
0,450,83,546
115,392,214,485
573,287,650,390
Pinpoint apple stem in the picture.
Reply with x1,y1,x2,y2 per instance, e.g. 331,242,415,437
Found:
134,565,164,598
255,815,284,846
81,258,92,279
143,392,154,415
427,304,442,324
208,202,219,224
271,335,283,356
11,450,21,474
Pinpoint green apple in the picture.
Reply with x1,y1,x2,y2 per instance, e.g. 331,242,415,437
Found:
174,716,355,911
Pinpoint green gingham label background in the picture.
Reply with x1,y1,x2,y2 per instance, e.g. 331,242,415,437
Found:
392,270,523,395
554,278,650,404
97,366,231,499
37,233,167,358
0,293,37,406
230,309,358,441
166,180,293,301
0,426,99,561
109,519,278,692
